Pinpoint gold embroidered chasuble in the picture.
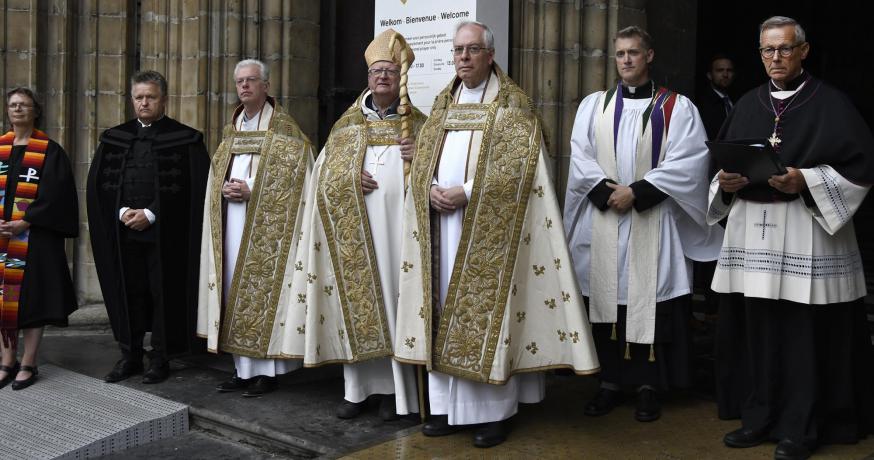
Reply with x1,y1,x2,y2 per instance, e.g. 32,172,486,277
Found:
394,67,600,384
196,102,313,358
280,92,427,364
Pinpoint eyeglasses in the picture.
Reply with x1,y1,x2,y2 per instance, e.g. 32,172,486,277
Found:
7,103,33,110
759,43,805,59
451,45,490,56
235,76,264,86
368,68,400,77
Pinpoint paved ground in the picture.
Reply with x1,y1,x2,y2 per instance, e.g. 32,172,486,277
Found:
22,327,874,459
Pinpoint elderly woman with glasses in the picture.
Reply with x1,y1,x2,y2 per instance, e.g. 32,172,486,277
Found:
0,88,78,390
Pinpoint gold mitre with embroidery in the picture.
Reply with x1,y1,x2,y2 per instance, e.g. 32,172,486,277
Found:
365,28,415,67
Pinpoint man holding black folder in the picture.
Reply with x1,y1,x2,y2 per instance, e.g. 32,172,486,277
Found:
564,26,722,423
709,16,874,460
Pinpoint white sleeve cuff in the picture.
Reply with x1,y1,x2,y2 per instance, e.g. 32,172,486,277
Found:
118,207,130,222
462,180,474,200
144,208,156,224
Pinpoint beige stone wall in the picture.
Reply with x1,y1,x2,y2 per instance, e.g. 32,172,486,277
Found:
0,0,320,306
510,0,646,201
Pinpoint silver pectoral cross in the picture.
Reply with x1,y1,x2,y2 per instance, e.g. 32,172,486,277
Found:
768,132,781,148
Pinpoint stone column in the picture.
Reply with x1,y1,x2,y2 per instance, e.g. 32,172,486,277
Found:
0,0,319,308
138,0,320,152
510,0,647,202
73,0,137,304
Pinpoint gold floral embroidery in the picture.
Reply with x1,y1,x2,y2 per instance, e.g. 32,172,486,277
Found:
313,241,321,251
554,258,561,270
523,233,531,245
418,306,425,319
562,291,571,302
307,273,317,284
412,230,420,241
533,265,545,276
414,69,542,382
297,325,306,334
516,312,526,322
319,314,325,325
317,98,426,363
545,217,553,229
216,109,310,357
297,293,306,304
401,261,414,273
208,282,216,291
338,329,346,340
544,298,557,309
570,331,580,343
512,284,517,296
295,261,303,271
503,335,511,346
323,285,334,296
534,185,544,197
557,330,567,342
404,337,416,348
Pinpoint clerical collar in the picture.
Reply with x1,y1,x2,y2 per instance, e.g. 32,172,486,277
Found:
621,81,654,99
365,94,399,119
770,70,806,92
138,115,164,128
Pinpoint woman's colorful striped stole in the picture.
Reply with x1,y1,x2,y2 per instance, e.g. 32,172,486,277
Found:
0,129,48,347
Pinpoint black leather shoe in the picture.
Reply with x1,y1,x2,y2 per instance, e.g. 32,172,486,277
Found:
336,400,366,419
723,426,770,448
774,439,814,460
422,414,462,437
584,388,624,416
0,362,20,390
378,395,399,421
11,365,38,390
216,374,250,392
142,362,170,384
241,376,277,397
473,421,508,448
634,388,661,422
104,358,144,383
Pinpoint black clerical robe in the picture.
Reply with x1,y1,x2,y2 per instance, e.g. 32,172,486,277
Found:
7,141,78,328
696,86,733,141
87,117,209,357
713,75,874,445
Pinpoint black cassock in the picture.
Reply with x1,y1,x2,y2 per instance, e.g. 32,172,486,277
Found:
714,74,874,445
6,141,78,328
87,117,209,357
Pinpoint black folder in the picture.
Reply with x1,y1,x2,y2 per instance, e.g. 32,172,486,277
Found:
706,139,788,186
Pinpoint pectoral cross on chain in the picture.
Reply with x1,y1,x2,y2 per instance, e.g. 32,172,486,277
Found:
753,209,778,240
366,150,387,175
768,132,782,148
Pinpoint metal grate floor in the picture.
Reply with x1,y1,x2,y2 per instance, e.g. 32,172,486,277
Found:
0,364,187,459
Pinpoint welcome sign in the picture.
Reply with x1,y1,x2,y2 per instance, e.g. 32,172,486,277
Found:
374,0,509,114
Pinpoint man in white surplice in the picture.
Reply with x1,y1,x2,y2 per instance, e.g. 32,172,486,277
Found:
197,59,313,398
394,20,599,449
277,29,424,421
712,17,874,459
564,26,722,422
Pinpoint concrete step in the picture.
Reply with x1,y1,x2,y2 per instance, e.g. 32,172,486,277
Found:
0,364,187,459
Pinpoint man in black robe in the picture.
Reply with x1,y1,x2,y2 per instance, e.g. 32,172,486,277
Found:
711,16,874,460
87,70,209,384
696,53,736,140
